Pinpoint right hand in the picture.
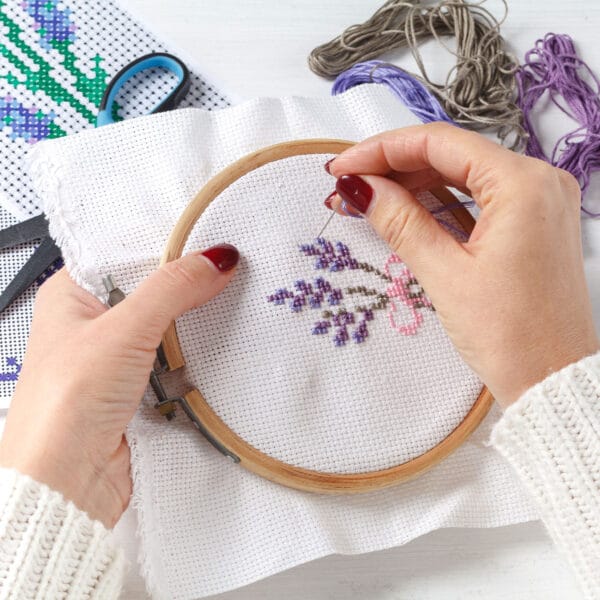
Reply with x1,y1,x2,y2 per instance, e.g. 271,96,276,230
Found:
326,123,599,408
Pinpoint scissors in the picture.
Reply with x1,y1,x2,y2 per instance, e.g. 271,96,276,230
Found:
0,52,191,313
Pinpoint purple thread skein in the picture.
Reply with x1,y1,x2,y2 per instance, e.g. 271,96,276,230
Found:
517,33,600,216
332,60,455,125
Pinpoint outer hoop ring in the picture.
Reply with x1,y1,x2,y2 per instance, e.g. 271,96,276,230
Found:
160,138,494,494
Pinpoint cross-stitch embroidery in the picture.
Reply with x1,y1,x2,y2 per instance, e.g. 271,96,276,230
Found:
267,238,434,346
0,357,20,381
1,0,110,137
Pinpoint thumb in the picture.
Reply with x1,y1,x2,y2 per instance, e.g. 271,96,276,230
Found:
105,244,239,349
334,174,466,288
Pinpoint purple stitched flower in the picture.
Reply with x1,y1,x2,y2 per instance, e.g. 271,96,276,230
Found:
327,288,343,306
312,320,331,335
267,288,294,305
267,277,343,314
0,357,21,382
300,238,359,272
0,96,56,143
23,0,76,51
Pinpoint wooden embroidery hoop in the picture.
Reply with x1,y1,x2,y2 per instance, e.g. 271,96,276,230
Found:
159,138,494,494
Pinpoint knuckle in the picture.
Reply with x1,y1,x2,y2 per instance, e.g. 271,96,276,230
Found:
381,207,414,254
513,158,558,202
556,168,581,203
520,159,581,212
526,157,558,183
160,259,199,288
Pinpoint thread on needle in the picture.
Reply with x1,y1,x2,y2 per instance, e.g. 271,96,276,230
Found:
316,211,336,238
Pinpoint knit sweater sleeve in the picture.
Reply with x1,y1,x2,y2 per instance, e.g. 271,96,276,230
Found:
491,352,600,599
0,467,126,599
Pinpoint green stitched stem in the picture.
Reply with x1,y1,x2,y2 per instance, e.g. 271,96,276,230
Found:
47,121,66,138
52,41,108,107
0,7,97,122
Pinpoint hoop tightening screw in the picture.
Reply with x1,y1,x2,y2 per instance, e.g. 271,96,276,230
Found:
103,274,179,421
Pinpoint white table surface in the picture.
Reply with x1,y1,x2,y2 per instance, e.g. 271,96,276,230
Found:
111,0,600,598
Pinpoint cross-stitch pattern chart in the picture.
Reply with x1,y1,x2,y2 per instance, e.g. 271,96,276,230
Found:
0,0,230,405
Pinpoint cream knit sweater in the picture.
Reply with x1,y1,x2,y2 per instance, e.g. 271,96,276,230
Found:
1,353,599,599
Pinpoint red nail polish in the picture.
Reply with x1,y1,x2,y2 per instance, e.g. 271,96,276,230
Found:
201,244,239,272
335,175,373,214
324,191,336,209
324,158,334,174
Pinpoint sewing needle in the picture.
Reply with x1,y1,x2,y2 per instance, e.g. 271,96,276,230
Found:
316,211,335,239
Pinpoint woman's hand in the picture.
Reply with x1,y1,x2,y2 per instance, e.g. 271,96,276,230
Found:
326,123,599,408
0,244,239,527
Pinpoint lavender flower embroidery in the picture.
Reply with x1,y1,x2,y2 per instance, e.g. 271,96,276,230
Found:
23,0,76,51
267,238,434,346
0,96,58,144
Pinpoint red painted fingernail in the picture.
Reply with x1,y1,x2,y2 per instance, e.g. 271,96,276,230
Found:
200,244,239,272
335,175,373,214
324,158,335,174
324,191,336,209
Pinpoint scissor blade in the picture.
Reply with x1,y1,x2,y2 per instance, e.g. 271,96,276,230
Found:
0,236,61,313
0,214,49,250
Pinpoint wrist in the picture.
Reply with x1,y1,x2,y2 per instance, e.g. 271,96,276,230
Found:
495,339,600,409
0,417,125,527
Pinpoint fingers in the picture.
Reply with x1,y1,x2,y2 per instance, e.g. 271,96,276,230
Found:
328,123,520,206
329,174,466,288
105,244,239,349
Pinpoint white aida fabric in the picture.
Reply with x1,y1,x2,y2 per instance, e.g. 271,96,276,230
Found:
27,85,538,599
0,467,126,599
492,352,600,600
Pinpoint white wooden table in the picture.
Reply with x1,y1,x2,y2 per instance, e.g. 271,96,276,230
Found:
114,1,599,597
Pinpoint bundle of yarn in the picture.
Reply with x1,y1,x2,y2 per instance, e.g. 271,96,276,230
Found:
517,33,600,216
309,0,525,147
313,1,600,213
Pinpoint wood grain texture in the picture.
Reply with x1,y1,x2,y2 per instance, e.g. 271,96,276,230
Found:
160,138,493,493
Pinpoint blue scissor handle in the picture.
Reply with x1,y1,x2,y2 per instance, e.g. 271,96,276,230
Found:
96,52,190,127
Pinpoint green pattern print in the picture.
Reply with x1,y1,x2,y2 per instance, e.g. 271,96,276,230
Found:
0,0,110,142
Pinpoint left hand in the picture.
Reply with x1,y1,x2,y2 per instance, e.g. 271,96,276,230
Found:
0,244,239,527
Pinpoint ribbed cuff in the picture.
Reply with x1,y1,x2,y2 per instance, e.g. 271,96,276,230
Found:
0,467,126,599
491,352,600,600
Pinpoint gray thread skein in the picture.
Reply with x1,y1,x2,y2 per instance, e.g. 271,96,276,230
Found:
308,0,526,148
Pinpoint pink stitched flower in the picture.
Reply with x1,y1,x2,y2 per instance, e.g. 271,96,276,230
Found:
384,254,433,336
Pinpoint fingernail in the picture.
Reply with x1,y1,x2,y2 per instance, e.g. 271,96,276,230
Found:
324,191,336,209
199,243,239,272
324,158,334,174
336,175,373,214
341,200,363,219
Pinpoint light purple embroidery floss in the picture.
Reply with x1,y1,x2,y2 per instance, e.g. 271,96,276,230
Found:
332,60,455,125
517,33,600,216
